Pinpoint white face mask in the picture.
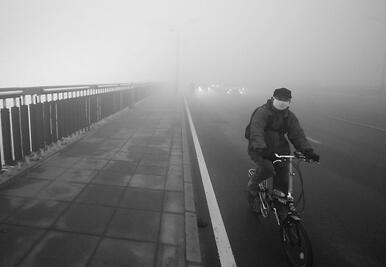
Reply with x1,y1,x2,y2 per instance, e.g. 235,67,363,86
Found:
272,98,290,110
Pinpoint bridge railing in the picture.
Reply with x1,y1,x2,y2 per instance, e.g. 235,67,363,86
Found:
0,83,152,170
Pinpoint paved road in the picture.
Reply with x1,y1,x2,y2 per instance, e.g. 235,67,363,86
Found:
187,88,386,267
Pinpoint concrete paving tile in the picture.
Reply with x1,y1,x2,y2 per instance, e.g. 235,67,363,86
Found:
91,171,132,186
164,191,184,213
142,152,170,161
0,177,51,197
145,145,171,154
99,140,125,147
36,181,85,201
87,150,116,159
146,146,170,155
55,203,114,235
6,200,68,228
19,231,99,267
182,149,191,166
184,183,196,212
98,144,123,152
160,213,184,245
165,172,183,192
42,156,82,167
136,164,168,176
120,144,147,153
61,143,98,156
106,209,160,242
148,141,171,148
125,138,150,146
129,174,165,190
112,151,142,162
156,244,178,267
90,238,156,267
73,158,109,170
139,159,169,168
75,184,125,206
0,224,45,266
119,188,163,211
0,196,27,222
102,160,137,174
168,165,183,176
185,212,202,263
171,151,183,158
81,136,104,143
29,166,67,180
169,156,183,166
183,164,193,182
57,169,98,183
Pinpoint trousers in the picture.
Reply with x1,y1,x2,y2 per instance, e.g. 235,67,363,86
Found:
247,154,289,196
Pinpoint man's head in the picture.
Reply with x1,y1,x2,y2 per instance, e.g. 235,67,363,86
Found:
272,88,291,110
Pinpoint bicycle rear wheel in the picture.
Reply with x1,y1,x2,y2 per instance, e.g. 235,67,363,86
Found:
280,218,313,267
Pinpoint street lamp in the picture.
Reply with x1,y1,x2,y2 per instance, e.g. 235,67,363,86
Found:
169,18,199,93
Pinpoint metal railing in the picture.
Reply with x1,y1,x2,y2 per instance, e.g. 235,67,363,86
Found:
0,83,152,170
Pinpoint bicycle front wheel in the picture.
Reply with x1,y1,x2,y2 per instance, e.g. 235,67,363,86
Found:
280,218,313,267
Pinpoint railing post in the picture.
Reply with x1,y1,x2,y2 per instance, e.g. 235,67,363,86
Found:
63,92,69,137
20,95,30,157
51,95,58,143
43,94,52,146
36,95,44,150
11,98,22,162
1,99,13,165
57,94,64,140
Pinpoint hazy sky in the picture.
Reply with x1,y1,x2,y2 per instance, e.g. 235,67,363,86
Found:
0,0,385,89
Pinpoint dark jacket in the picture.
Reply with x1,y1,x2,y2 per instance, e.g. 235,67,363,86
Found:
248,99,312,156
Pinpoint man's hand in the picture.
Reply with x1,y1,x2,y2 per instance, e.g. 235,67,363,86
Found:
261,151,278,161
302,148,320,162
252,147,277,161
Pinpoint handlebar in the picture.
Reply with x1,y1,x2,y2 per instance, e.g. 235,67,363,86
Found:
274,152,318,163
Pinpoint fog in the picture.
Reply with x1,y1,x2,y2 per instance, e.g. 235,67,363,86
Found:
0,0,385,90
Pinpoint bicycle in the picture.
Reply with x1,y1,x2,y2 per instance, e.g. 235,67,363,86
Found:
248,151,316,267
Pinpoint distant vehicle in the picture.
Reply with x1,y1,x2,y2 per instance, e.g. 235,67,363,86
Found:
194,84,247,96
225,87,246,95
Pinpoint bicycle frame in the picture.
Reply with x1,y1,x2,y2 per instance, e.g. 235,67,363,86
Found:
249,152,314,266
273,154,297,201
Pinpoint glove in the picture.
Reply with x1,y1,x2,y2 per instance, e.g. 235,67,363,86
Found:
262,151,278,161
302,148,320,162
254,149,277,161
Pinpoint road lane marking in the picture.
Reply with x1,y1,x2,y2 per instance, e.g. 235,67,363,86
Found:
329,116,386,133
184,96,237,267
307,137,322,144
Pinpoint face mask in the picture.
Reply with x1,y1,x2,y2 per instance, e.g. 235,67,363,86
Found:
272,98,290,110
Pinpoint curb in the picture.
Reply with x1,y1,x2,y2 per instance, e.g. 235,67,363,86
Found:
182,105,203,266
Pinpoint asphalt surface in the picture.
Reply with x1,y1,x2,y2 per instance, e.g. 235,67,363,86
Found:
186,87,386,267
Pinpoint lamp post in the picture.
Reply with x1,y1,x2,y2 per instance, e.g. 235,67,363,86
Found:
175,30,180,93
170,18,199,93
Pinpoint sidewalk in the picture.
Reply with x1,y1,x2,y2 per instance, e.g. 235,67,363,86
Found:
0,90,202,267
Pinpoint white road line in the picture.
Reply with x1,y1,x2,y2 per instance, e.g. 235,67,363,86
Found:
329,116,386,133
307,137,322,144
183,96,237,267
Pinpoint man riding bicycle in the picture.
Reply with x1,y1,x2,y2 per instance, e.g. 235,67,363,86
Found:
246,87,320,220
